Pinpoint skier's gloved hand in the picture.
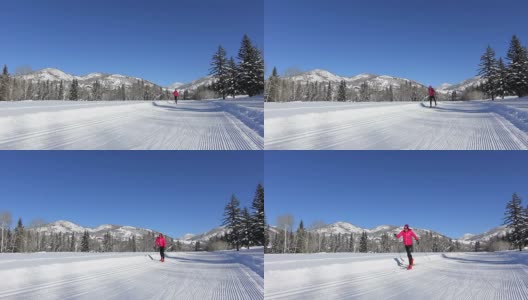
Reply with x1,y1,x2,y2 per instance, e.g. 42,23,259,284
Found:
393,234,397,238
417,240,420,245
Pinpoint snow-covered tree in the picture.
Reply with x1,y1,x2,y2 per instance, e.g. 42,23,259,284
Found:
237,35,264,97
506,35,528,97
0,65,11,101
69,79,79,100
265,67,279,102
496,58,508,99
81,230,90,252
226,56,239,99
325,82,332,101
210,45,229,100
240,207,253,249
337,80,346,101
92,80,103,101
250,183,265,246
478,46,498,100
359,231,368,252
504,193,527,251
58,81,64,100
0,211,12,253
222,194,242,251
13,218,25,252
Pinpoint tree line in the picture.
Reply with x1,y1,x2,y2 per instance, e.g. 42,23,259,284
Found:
478,35,528,100
209,34,264,99
221,183,266,251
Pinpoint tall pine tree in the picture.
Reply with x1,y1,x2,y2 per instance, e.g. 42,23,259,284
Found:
226,56,239,99
503,193,527,251
250,184,265,246
69,79,79,100
506,35,528,97
0,65,10,101
337,80,347,101
13,218,24,253
478,46,498,100
81,230,90,252
237,35,264,97
210,45,229,100
222,194,242,251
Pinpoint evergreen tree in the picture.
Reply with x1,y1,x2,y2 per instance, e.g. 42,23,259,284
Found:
183,90,189,100
503,193,526,251
474,241,481,252
92,80,102,100
506,35,528,97
266,67,279,102
496,58,509,99
326,82,332,101
226,56,240,99
237,35,264,97
210,45,229,100
240,207,252,249
222,194,242,251
13,218,24,252
70,233,75,252
296,220,305,253
81,230,90,252
359,231,368,252
69,79,79,100
120,84,126,100
478,46,498,100
0,65,10,101
337,80,347,101
195,241,201,251
250,184,265,246
58,81,64,100
103,232,112,252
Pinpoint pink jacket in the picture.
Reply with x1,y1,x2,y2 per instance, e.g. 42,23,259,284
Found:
155,235,166,247
396,229,418,246
428,87,436,97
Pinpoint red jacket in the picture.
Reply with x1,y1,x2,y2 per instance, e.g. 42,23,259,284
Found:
428,87,436,97
155,235,166,247
396,229,419,246
173,90,179,97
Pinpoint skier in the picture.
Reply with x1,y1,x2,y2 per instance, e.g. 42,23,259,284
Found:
428,86,437,108
173,89,179,104
394,224,419,270
155,233,166,262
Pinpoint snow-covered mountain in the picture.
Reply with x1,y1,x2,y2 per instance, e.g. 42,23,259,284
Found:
307,222,447,240
458,225,509,243
179,226,228,242
30,220,165,241
436,76,484,94
17,68,161,89
286,69,426,90
284,69,484,95
168,75,215,92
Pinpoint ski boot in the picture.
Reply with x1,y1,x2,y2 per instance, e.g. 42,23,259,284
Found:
407,264,412,270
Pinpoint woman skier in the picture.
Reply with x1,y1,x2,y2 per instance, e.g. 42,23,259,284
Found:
155,233,166,262
394,224,419,270
428,86,437,108
173,89,180,104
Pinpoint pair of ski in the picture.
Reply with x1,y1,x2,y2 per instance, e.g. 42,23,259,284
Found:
394,257,415,270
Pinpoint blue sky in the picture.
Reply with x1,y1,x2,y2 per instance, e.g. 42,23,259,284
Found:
265,151,528,238
0,0,263,86
265,0,528,87
0,151,263,238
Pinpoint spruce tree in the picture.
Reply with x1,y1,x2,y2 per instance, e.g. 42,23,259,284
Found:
496,58,508,99
503,193,526,251
506,35,528,97
326,82,332,101
359,231,368,252
210,45,229,100
237,34,264,97
69,79,79,100
0,65,10,101
296,220,305,253
241,207,252,249
250,184,265,246
337,80,347,101
478,46,498,100
70,233,75,251
81,230,90,252
13,218,24,252
266,67,279,102
226,56,239,99
58,81,64,100
222,194,242,251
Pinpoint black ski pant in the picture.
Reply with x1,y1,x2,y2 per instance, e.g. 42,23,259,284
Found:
174,95,178,103
429,96,437,107
405,245,413,264
159,246,165,259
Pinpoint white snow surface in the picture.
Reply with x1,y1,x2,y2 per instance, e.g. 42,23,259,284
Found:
265,98,528,150
0,249,263,300
0,98,263,150
265,252,528,300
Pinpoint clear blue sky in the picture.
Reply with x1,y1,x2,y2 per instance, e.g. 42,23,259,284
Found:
0,151,263,239
265,151,528,239
265,0,528,87
1,0,263,86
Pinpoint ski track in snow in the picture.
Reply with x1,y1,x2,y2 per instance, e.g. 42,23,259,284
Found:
265,252,528,300
0,99,263,150
0,250,264,300
265,100,528,150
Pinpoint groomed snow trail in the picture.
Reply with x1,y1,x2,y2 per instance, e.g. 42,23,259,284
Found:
0,249,264,300
265,100,528,150
0,99,263,150
265,252,528,300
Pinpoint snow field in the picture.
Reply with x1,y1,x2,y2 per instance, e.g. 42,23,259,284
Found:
265,252,528,300
265,98,528,150
0,249,264,300
0,98,263,150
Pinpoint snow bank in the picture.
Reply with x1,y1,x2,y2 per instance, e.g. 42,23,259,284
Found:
213,96,264,137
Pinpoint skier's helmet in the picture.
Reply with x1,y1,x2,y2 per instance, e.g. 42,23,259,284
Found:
404,224,409,230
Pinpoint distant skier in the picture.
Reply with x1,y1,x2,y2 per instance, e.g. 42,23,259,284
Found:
394,224,419,270
173,89,180,104
155,233,166,262
428,86,437,108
